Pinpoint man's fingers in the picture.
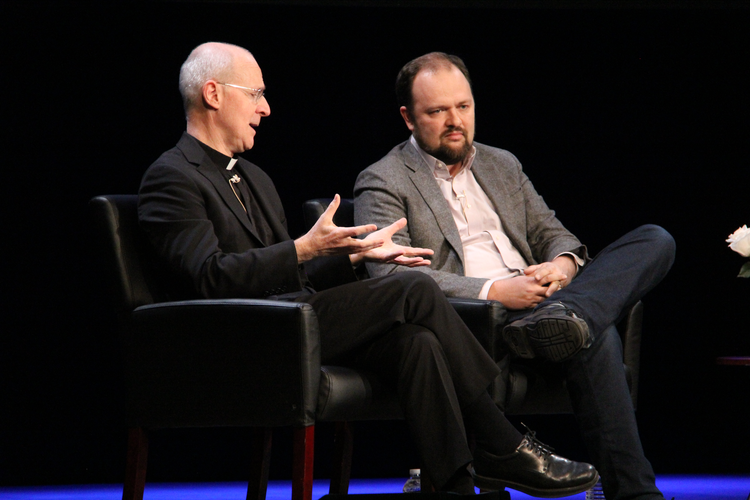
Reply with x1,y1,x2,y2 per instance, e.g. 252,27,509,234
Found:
534,267,567,284
525,262,567,283
524,264,541,275
319,194,341,223
345,223,379,237
393,256,432,267
545,280,563,297
348,238,384,252
400,246,434,257
534,266,554,281
380,218,407,236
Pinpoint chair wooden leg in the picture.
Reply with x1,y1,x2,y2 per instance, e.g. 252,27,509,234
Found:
329,422,353,495
122,427,148,500
292,425,315,500
247,428,273,500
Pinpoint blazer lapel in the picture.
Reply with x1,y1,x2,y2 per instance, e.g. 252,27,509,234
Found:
177,134,265,245
242,166,292,243
472,153,535,264
402,142,466,263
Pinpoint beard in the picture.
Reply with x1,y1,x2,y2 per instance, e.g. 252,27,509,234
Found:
415,127,474,166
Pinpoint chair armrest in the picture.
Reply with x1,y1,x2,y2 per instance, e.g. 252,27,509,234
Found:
124,299,321,428
447,297,508,358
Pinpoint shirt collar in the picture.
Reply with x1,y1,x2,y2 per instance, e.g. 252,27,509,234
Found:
409,135,477,179
195,136,239,172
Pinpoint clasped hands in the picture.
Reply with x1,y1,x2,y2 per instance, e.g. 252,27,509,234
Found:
294,194,434,267
488,256,577,310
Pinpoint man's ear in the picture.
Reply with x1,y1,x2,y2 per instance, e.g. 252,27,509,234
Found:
399,106,415,132
202,81,221,110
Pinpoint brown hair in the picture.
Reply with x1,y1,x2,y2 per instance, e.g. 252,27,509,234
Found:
395,52,472,113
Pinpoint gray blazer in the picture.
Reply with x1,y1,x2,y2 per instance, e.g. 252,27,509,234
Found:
353,140,588,299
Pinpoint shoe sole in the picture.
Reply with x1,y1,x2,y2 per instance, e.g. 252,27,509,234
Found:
474,471,599,498
502,316,590,362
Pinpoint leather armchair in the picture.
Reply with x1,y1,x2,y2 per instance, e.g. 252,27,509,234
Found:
90,195,405,500
302,198,642,415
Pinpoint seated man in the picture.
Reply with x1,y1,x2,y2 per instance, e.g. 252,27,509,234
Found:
353,52,675,500
138,42,598,497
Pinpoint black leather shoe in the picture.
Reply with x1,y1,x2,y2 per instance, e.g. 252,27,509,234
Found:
473,430,598,498
502,302,592,362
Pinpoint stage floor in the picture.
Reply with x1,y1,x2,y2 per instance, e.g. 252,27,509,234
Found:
0,476,748,500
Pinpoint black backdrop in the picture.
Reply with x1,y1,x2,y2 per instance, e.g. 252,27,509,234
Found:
2,0,749,487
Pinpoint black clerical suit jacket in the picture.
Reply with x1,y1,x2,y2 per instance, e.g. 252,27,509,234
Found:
138,132,355,299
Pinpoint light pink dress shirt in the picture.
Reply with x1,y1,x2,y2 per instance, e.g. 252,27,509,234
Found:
410,136,582,299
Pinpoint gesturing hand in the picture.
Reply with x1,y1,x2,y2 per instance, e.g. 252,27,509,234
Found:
353,217,434,267
294,194,383,263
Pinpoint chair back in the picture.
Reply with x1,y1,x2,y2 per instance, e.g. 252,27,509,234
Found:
303,198,354,230
89,195,166,315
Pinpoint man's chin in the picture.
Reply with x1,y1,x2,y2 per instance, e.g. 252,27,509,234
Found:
434,142,472,165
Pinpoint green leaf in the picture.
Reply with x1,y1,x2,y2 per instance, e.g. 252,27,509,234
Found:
739,262,750,278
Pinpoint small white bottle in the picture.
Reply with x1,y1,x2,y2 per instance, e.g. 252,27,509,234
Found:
585,480,605,499
402,469,421,493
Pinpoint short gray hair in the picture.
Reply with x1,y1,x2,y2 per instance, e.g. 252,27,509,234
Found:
178,43,247,116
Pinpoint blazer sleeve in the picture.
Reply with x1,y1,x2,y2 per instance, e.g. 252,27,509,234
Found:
138,159,305,299
495,151,589,266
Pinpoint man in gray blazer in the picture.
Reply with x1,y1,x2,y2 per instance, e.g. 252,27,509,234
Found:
354,52,675,500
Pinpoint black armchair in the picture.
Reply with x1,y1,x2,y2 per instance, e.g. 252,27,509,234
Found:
302,198,643,415
90,195,404,500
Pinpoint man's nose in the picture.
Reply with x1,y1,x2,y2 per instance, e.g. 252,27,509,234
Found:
445,108,462,127
257,96,271,116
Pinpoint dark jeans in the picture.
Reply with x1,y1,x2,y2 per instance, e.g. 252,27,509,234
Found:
511,224,676,500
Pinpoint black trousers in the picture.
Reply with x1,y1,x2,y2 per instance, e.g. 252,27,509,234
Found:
299,272,501,488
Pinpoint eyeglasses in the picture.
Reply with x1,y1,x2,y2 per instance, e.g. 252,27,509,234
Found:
218,82,266,103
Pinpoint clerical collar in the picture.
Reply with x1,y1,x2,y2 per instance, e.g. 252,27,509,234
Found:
195,138,240,171
409,135,477,176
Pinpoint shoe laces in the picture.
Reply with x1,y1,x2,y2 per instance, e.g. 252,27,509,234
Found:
521,423,555,458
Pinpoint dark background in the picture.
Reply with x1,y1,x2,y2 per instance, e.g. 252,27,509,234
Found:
2,0,749,487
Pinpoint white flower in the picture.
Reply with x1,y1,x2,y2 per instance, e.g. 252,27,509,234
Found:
727,225,750,257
